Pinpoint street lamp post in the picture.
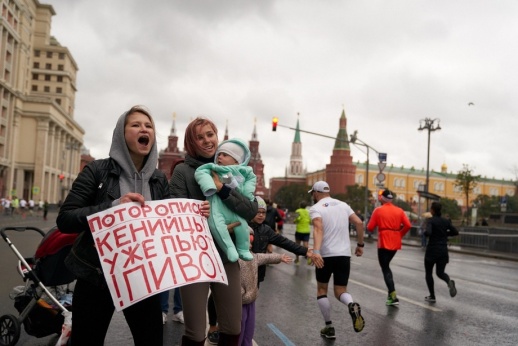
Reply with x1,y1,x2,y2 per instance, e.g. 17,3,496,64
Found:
418,118,441,209
350,130,380,224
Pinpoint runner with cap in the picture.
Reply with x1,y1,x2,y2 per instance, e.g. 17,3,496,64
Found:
308,180,366,339
367,188,412,306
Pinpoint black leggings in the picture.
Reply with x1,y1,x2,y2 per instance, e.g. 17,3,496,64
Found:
208,292,217,326
71,278,162,346
378,248,397,294
425,258,450,297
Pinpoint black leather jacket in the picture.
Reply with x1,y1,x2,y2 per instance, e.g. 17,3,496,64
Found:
57,158,170,287
250,221,307,282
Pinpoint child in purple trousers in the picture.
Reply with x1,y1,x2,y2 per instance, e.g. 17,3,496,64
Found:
238,229,292,345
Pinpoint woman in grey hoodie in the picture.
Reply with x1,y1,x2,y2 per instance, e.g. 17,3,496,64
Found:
57,106,192,345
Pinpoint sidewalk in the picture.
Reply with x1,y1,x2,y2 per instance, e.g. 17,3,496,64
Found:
0,210,59,229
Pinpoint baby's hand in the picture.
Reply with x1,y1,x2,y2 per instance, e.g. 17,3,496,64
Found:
281,254,293,264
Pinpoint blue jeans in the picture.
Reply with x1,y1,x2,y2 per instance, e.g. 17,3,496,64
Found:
160,288,183,314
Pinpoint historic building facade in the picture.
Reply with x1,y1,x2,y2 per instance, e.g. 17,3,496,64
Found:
0,1,83,204
270,109,516,207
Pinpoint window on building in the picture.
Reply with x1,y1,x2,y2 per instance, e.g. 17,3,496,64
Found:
56,87,62,93
44,86,50,92
45,74,51,81
46,51,53,58
33,62,39,68
56,98,61,105
57,76,63,82
45,63,51,69
31,85,37,91
58,64,64,71
59,52,65,59
34,50,40,57
32,73,38,80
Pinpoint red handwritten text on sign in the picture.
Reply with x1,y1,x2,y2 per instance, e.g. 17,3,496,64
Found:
87,199,226,311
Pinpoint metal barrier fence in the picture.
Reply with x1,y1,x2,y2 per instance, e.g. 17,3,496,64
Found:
408,226,518,254
457,227,518,254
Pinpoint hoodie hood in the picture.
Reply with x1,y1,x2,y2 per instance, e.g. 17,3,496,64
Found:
215,138,251,166
108,109,158,200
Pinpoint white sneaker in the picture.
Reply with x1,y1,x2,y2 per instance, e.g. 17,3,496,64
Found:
172,311,184,323
162,312,167,324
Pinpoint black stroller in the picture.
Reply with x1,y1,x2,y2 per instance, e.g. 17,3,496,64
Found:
0,226,77,346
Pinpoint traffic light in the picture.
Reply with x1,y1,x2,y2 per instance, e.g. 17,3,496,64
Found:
272,117,278,131
59,174,65,182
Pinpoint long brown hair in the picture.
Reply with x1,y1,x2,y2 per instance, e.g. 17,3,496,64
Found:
184,117,218,157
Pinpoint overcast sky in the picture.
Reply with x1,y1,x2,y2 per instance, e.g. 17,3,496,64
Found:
46,0,518,185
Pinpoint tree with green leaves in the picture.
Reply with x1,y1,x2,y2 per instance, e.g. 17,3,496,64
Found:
439,197,462,220
454,164,481,219
273,183,311,212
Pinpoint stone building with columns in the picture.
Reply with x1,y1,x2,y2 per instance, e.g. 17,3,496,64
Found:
0,1,83,204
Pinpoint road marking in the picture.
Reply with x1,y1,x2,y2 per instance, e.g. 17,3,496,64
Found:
350,279,442,312
267,323,296,346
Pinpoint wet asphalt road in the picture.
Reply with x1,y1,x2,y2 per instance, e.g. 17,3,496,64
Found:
1,215,517,346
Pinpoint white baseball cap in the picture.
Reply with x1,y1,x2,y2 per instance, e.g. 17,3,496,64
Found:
308,181,330,193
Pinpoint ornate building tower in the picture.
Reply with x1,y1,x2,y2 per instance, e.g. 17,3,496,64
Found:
248,119,268,197
288,115,305,177
158,113,185,180
324,109,356,194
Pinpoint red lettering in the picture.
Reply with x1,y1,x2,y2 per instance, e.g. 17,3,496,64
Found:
155,203,168,216
129,220,149,241
177,253,201,281
179,216,196,234
101,214,115,228
111,273,121,298
146,218,167,236
128,205,141,218
113,207,126,223
163,217,180,233
179,201,193,214
95,232,113,257
192,234,209,250
198,251,217,278
123,265,151,301
113,226,130,247
103,253,119,275
161,235,178,254
88,216,102,232
142,239,157,259
148,257,177,289
141,204,152,218
121,244,143,268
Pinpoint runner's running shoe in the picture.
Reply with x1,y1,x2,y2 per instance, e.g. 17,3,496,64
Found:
425,296,436,303
448,280,457,297
348,302,365,332
320,326,336,339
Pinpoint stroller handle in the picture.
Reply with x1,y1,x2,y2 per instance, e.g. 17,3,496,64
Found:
0,226,46,242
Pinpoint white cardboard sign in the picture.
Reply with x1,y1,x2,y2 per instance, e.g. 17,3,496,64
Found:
87,198,227,311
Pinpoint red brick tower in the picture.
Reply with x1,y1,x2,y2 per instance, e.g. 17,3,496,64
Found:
248,119,268,198
158,113,185,180
325,109,356,194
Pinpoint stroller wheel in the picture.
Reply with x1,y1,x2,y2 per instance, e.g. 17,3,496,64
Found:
0,314,21,346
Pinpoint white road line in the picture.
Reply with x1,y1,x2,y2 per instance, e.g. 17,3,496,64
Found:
349,279,442,312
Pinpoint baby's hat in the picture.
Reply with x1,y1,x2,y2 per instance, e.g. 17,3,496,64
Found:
217,141,245,164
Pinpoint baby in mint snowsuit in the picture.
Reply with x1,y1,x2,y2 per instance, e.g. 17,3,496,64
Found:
194,138,256,262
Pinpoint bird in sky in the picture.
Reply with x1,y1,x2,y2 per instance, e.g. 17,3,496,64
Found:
468,102,475,106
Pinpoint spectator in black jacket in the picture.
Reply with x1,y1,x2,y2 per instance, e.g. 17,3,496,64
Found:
250,196,322,283
264,198,281,232
57,106,184,346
